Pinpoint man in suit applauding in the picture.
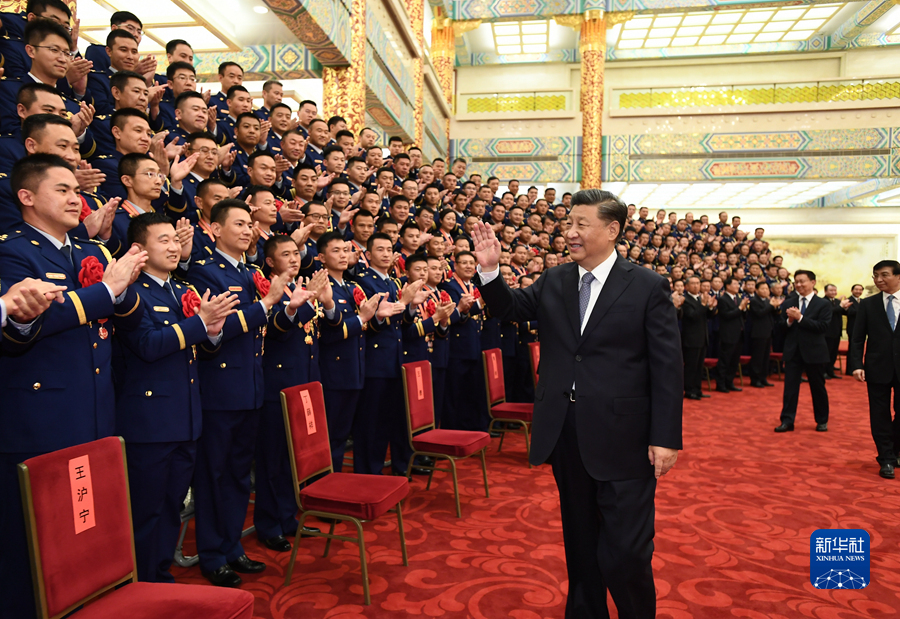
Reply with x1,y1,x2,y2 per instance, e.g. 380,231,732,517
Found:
715,277,748,393
775,270,832,433
749,281,781,388
849,260,900,479
472,189,683,619
681,275,717,400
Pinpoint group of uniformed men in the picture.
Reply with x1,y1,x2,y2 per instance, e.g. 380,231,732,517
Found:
0,2,563,615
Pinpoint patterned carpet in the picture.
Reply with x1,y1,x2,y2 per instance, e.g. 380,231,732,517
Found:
172,376,900,618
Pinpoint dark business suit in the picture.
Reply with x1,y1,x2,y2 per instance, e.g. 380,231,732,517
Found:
478,254,683,619
825,297,844,376
749,295,779,384
849,293,900,464
779,294,831,426
716,292,745,389
681,293,715,397
844,295,861,374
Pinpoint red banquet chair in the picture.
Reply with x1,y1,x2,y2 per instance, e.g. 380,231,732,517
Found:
18,437,254,619
528,342,540,388
401,361,490,518
482,348,533,466
769,352,784,379
281,381,409,605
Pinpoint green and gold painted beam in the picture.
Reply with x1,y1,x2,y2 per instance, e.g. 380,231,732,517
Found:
186,45,321,81
830,0,900,48
263,0,352,66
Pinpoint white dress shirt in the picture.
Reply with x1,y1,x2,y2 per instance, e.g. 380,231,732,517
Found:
577,250,618,334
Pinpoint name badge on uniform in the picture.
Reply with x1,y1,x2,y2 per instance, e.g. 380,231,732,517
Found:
338,299,347,304
229,286,243,292
153,306,170,312
45,273,66,280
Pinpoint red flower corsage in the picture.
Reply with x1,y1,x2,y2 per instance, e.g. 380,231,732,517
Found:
425,299,436,318
181,289,201,318
440,290,451,304
473,288,482,300
352,286,366,306
78,256,105,288
253,271,270,297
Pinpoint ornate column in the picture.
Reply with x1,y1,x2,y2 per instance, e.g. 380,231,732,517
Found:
321,0,366,134
405,0,424,147
579,10,606,190
431,15,454,108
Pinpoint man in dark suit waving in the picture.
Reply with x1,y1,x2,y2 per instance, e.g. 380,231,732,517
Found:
472,189,683,619
849,260,900,479
774,270,832,433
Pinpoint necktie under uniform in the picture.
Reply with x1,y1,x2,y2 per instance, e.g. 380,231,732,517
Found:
579,272,595,327
60,244,74,269
888,295,896,331
163,280,179,305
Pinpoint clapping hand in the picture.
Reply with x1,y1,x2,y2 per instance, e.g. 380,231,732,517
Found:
3,278,67,323
82,197,120,241
307,269,332,308
198,290,239,337
103,246,149,296
458,293,475,314
400,279,427,305
376,295,405,319
175,217,193,260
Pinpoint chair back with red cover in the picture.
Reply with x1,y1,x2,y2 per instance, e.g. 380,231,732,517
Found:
482,348,506,406
19,437,136,619
281,381,333,488
401,361,436,436
528,342,540,387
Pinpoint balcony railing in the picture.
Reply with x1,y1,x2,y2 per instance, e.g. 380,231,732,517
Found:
459,90,572,114
613,79,900,110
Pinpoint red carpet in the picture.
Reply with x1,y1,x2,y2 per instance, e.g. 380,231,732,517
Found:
172,377,900,618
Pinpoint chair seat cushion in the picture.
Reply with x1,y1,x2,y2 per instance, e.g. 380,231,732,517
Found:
490,402,533,421
770,352,783,359
300,473,409,520
81,582,254,619
739,355,751,364
412,429,491,457
702,358,717,368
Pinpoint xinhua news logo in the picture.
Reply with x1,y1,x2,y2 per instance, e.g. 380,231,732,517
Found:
810,529,870,589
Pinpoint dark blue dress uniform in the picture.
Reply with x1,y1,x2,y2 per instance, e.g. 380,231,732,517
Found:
0,11,29,79
209,91,229,120
318,275,366,471
354,267,415,475
255,286,321,541
191,218,218,262
185,251,269,574
304,144,324,169
424,286,456,427
86,68,117,115
0,75,88,134
108,193,185,256
216,115,238,147
114,272,214,583
92,150,126,198
440,277,489,431
402,303,441,364
0,226,143,619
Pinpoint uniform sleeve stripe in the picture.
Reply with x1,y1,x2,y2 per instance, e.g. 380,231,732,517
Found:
238,310,248,333
172,323,186,350
114,293,141,317
67,291,86,325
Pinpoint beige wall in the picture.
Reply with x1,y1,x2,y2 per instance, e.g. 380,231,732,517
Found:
452,46,900,139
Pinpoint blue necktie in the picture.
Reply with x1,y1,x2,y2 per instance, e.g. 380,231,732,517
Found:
579,272,595,326
888,295,896,331
800,297,807,316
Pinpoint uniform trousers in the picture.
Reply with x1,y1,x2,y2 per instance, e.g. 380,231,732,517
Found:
0,451,40,619
323,388,361,472
550,402,657,619
352,377,412,475
445,359,489,431
126,441,196,582
193,408,261,573
253,399,298,540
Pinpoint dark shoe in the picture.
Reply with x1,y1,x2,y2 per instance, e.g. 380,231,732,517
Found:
774,423,794,433
751,381,765,388
410,466,432,475
228,554,266,574
489,431,501,438
879,462,895,479
284,524,320,538
816,423,828,432
728,385,743,392
202,565,242,588
715,385,730,393
763,381,775,387
686,393,702,400
700,393,711,398
260,535,291,552
415,455,435,467
824,374,833,380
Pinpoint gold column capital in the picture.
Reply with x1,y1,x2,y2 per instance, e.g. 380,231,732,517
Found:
453,19,482,38
553,14,584,30
606,11,635,28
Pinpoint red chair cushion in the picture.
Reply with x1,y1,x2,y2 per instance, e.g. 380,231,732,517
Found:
838,340,849,353
702,358,718,367
739,355,751,364
770,352,783,360
80,582,254,618
299,473,409,520
412,429,491,457
490,402,533,421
